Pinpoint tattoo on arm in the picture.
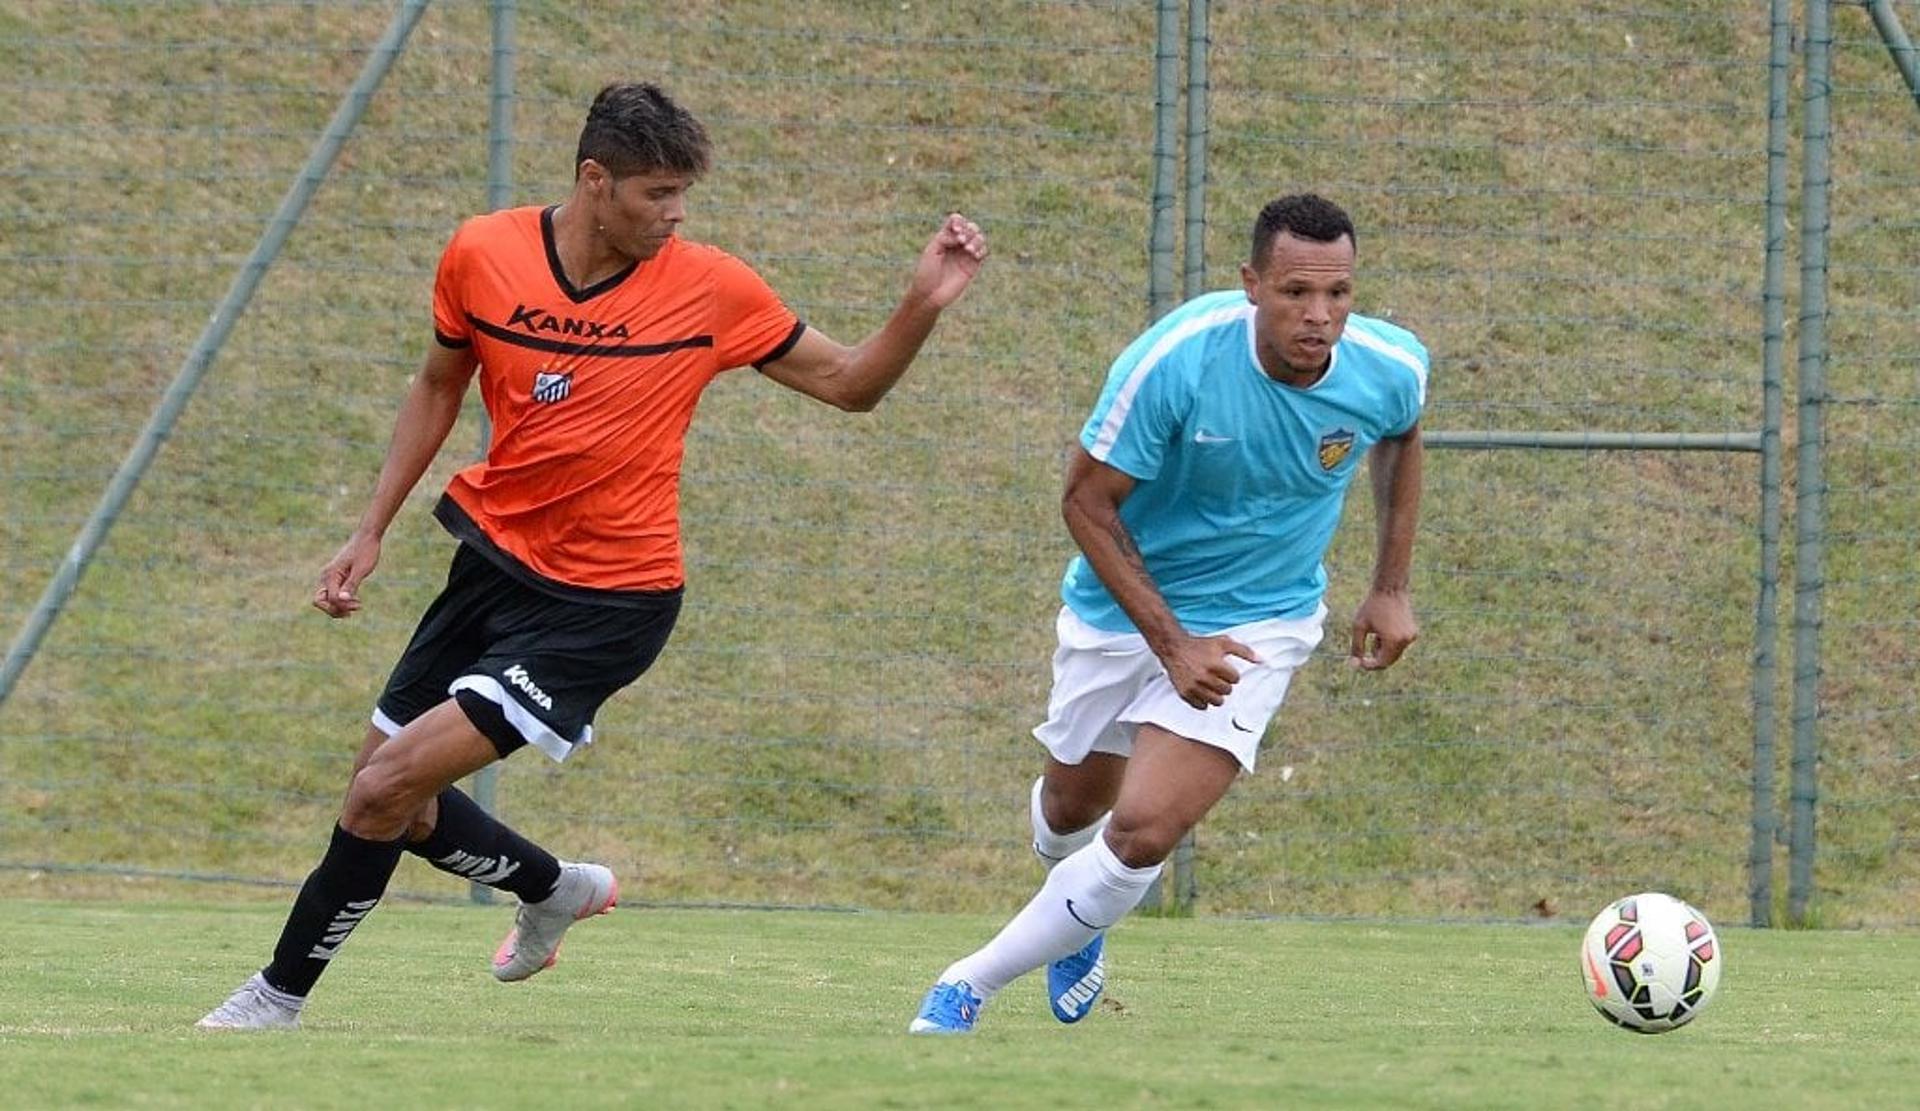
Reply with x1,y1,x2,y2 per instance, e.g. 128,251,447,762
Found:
1105,516,1158,596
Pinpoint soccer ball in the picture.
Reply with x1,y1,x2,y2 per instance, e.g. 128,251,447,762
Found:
1580,892,1722,1033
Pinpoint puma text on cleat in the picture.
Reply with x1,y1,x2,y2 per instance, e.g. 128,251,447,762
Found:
1047,932,1106,1023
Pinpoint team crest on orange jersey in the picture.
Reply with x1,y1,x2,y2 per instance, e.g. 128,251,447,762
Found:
532,369,573,404
1317,428,1356,471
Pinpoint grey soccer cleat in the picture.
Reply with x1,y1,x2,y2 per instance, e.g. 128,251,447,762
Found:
492,861,619,982
196,972,303,1031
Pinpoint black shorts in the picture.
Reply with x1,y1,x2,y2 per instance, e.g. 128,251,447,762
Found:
373,544,682,761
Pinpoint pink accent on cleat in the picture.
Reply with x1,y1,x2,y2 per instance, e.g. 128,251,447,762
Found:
492,862,618,982
493,930,522,969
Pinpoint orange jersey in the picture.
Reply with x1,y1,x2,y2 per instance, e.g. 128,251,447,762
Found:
430,206,802,592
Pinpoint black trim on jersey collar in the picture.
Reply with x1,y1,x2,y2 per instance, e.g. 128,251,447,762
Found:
466,313,714,359
543,205,638,304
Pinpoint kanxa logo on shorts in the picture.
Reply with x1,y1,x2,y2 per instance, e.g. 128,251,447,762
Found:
532,368,573,404
503,663,554,710
1317,428,1356,471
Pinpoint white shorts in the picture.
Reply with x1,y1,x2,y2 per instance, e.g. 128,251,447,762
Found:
1031,604,1327,772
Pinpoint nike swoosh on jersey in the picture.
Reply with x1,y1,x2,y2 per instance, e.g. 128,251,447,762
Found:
1193,430,1234,444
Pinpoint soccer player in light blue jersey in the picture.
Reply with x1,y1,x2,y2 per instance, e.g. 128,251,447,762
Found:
911,193,1427,1034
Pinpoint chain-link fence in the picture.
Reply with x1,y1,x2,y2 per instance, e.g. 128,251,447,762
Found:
3,1,1915,927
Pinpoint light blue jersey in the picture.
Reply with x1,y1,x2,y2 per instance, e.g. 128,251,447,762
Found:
1063,290,1429,634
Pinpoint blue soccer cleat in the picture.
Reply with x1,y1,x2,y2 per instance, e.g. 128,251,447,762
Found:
908,980,985,1035
1047,933,1106,1023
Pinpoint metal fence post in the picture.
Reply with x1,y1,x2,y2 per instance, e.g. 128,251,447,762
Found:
1787,0,1834,928
1181,0,1209,302
1863,0,1920,111
1747,0,1795,930
1147,0,1180,327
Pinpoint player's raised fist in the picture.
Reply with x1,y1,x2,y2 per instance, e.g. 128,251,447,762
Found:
912,212,988,308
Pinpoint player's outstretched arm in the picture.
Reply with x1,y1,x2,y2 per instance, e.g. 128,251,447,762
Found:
1062,447,1258,708
757,212,987,412
1349,424,1424,669
313,342,478,619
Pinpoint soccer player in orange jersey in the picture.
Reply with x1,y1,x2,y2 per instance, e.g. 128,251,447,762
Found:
199,82,987,1030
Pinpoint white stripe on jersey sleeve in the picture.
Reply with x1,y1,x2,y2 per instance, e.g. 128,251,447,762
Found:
1343,322,1429,405
1087,302,1252,462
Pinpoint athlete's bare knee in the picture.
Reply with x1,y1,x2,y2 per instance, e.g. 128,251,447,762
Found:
1102,813,1184,869
341,764,424,840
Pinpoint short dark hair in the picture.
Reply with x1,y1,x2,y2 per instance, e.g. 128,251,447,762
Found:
575,82,711,179
1250,193,1356,268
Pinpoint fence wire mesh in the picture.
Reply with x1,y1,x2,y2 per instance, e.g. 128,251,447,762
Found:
1,1,1915,927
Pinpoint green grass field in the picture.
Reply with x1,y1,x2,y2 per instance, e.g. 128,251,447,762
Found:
3,8,1916,1105
3,899,1915,1110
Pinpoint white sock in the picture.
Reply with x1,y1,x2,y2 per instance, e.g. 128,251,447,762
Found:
941,834,1160,998
1030,776,1110,868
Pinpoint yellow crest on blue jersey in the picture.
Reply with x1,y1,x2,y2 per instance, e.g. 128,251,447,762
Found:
1318,428,1356,471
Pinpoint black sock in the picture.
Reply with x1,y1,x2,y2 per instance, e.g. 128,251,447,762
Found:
261,823,406,997
405,786,562,903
